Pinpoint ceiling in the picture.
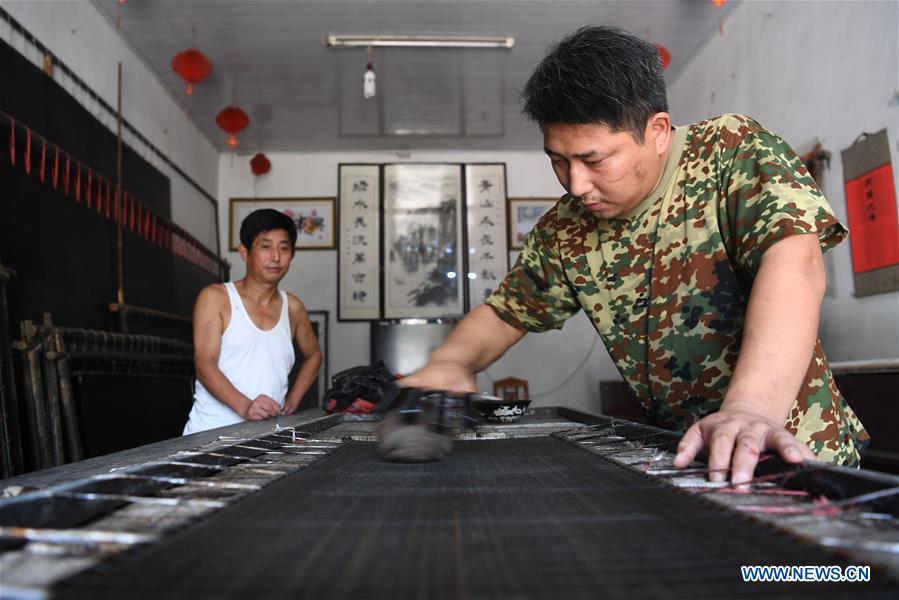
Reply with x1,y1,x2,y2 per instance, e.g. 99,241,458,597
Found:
93,0,737,153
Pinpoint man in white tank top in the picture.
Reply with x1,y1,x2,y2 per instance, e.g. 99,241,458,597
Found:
183,209,323,435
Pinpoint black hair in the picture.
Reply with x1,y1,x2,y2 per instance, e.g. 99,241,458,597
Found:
239,208,298,255
522,25,668,142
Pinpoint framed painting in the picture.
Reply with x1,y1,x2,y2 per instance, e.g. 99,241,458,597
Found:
383,164,465,319
291,309,329,410
507,197,557,250
229,197,336,251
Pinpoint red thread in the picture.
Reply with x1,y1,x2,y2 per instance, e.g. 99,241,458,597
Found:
105,180,111,218
75,163,81,203
64,155,70,195
96,177,102,214
24,128,31,174
52,146,59,188
39,139,46,182
86,170,92,208
8,116,14,166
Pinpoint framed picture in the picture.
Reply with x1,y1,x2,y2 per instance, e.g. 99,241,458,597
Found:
338,164,382,321
465,164,508,308
507,197,557,250
291,309,329,410
307,310,329,397
229,197,336,251
383,164,465,319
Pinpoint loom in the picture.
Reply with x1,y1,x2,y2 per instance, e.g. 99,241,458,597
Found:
1,407,897,599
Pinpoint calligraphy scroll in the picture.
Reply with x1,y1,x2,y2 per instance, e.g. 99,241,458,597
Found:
338,164,381,320
465,164,508,309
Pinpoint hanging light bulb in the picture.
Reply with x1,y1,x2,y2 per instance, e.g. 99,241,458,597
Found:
363,46,376,99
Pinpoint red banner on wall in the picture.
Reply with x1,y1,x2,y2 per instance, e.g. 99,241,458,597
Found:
844,164,899,273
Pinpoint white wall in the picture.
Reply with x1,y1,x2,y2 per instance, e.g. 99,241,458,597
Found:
0,0,219,248
218,150,620,412
668,0,899,361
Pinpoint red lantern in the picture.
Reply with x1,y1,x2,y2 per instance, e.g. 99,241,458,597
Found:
656,45,671,70
250,153,271,176
216,106,249,148
171,49,213,95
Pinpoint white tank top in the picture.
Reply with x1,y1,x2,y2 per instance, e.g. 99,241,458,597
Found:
183,282,294,435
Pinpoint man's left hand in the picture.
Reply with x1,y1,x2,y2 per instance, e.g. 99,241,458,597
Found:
672,406,816,485
282,401,299,416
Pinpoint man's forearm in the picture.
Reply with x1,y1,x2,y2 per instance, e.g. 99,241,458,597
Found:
196,362,252,417
428,305,526,372
723,235,825,423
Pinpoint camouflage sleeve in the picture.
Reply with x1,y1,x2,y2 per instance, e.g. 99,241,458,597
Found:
484,204,581,331
716,116,847,273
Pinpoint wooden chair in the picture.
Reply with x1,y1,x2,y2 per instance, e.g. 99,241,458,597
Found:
493,377,529,401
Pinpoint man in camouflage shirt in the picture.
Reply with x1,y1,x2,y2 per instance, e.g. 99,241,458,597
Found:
402,26,868,483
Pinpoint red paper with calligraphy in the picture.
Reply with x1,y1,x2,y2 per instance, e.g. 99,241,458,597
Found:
844,164,899,273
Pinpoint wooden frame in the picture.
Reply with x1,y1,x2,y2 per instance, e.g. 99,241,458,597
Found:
507,197,557,251
229,197,337,251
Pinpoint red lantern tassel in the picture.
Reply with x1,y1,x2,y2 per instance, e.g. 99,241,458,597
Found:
52,146,59,188
97,177,102,214
137,204,142,236
143,210,150,239
8,116,14,166
24,128,31,175
39,139,46,182
86,169,92,208
105,181,111,218
152,214,157,243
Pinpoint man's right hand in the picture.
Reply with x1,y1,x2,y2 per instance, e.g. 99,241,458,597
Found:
399,361,478,394
243,394,281,420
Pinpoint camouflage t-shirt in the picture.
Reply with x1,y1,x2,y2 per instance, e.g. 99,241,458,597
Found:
486,114,868,466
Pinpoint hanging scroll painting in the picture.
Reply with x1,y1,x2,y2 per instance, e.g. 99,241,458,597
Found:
383,164,465,319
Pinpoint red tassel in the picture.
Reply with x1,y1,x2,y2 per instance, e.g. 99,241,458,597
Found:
24,128,31,175
52,146,59,188
8,116,14,166
143,209,150,239
64,155,70,195
86,170,92,208
105,180,111,218
75,163,81,202
96,177,102,214
39,139,46,182
113,189,119,223
152,214,157,243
